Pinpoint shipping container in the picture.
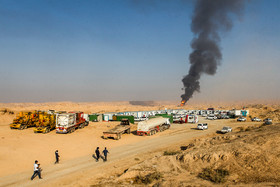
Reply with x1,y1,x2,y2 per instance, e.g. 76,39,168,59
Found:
153,114,173,123
89,114,102,122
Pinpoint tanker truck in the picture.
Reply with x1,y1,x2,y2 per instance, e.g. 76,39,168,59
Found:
137,116,170,136
56,112,88,134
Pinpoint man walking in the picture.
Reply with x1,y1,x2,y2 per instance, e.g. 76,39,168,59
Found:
54,150,60,164
102,147,109,162
31,160,42,180
95,147,100,162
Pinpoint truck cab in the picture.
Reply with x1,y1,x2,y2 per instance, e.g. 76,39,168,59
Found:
120,119,130,126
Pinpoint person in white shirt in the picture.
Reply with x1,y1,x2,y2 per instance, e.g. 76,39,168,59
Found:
30,160,42,180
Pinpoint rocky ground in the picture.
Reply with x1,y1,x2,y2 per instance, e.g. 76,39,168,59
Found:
92,123,280,186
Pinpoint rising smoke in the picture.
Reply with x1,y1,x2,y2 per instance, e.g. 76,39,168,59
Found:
181,0,245,103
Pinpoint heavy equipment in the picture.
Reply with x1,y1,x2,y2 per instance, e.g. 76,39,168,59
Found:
33,111,56,134
10,111,39,130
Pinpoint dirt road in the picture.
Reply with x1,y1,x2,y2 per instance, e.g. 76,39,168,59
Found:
0,119,257,187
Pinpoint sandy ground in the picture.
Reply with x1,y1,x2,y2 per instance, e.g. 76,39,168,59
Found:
0,101,279,186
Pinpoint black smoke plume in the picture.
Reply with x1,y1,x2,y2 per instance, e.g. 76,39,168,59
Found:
181,0,245,103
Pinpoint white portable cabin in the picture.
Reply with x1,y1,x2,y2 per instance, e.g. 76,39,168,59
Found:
185,115,199,123
229,109,242,117
103,113,116,122
130,111,146,121
123,111,132,116
149,110,157,116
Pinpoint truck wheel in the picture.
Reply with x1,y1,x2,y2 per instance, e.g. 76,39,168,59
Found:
116,134,121,140
19,125,24,130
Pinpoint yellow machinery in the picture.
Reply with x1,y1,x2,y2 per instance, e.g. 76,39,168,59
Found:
33,111,56,134
10,111,39,130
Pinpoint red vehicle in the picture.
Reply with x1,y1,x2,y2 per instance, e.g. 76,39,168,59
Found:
56,111,88,134
69,111,88,128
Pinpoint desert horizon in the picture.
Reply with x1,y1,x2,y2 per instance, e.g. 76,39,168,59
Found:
1,0,279,186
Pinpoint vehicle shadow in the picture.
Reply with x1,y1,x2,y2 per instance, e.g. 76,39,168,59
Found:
190,128,198,130
131,130,138,135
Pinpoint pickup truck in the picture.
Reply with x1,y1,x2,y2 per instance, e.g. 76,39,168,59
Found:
220,126,232,134
207,115,217,120
263,118,272,125
251,117,261,122
197,123,208,130
237,117,246,122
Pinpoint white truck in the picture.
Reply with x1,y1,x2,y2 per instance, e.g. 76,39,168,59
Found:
56,113,76,133
207,114,217,120
197,123,208,130
137,117,170,136
56,112,88,134
220,126,232,134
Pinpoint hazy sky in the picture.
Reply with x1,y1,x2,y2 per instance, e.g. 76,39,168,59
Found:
0,0,279,103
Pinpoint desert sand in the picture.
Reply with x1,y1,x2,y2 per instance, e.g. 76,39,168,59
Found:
0,101,279,186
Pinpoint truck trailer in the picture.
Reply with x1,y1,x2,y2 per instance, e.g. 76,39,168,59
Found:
56,112,88,134
103,119,131,140
137,117,170,136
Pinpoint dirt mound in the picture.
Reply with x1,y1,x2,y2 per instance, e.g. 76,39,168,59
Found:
93,124,280,186
247,104,280,122
0,108,15,124
178,125,280,184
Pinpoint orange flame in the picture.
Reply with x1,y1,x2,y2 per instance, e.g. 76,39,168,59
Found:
180,100,186,106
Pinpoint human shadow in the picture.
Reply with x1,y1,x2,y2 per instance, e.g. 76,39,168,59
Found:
92,154,106,162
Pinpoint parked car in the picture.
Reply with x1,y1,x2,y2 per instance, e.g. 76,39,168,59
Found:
217,114,230,119
207,115,217,120
237,117,246,122
197,123,208,130
264,118,272,125
222,115,230,119
251,117,261,122
220,126,232,134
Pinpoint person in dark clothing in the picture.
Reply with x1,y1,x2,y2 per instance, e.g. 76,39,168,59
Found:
55,150,60,164
95,147,100,162
102,147,109,162
31,160,42,180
